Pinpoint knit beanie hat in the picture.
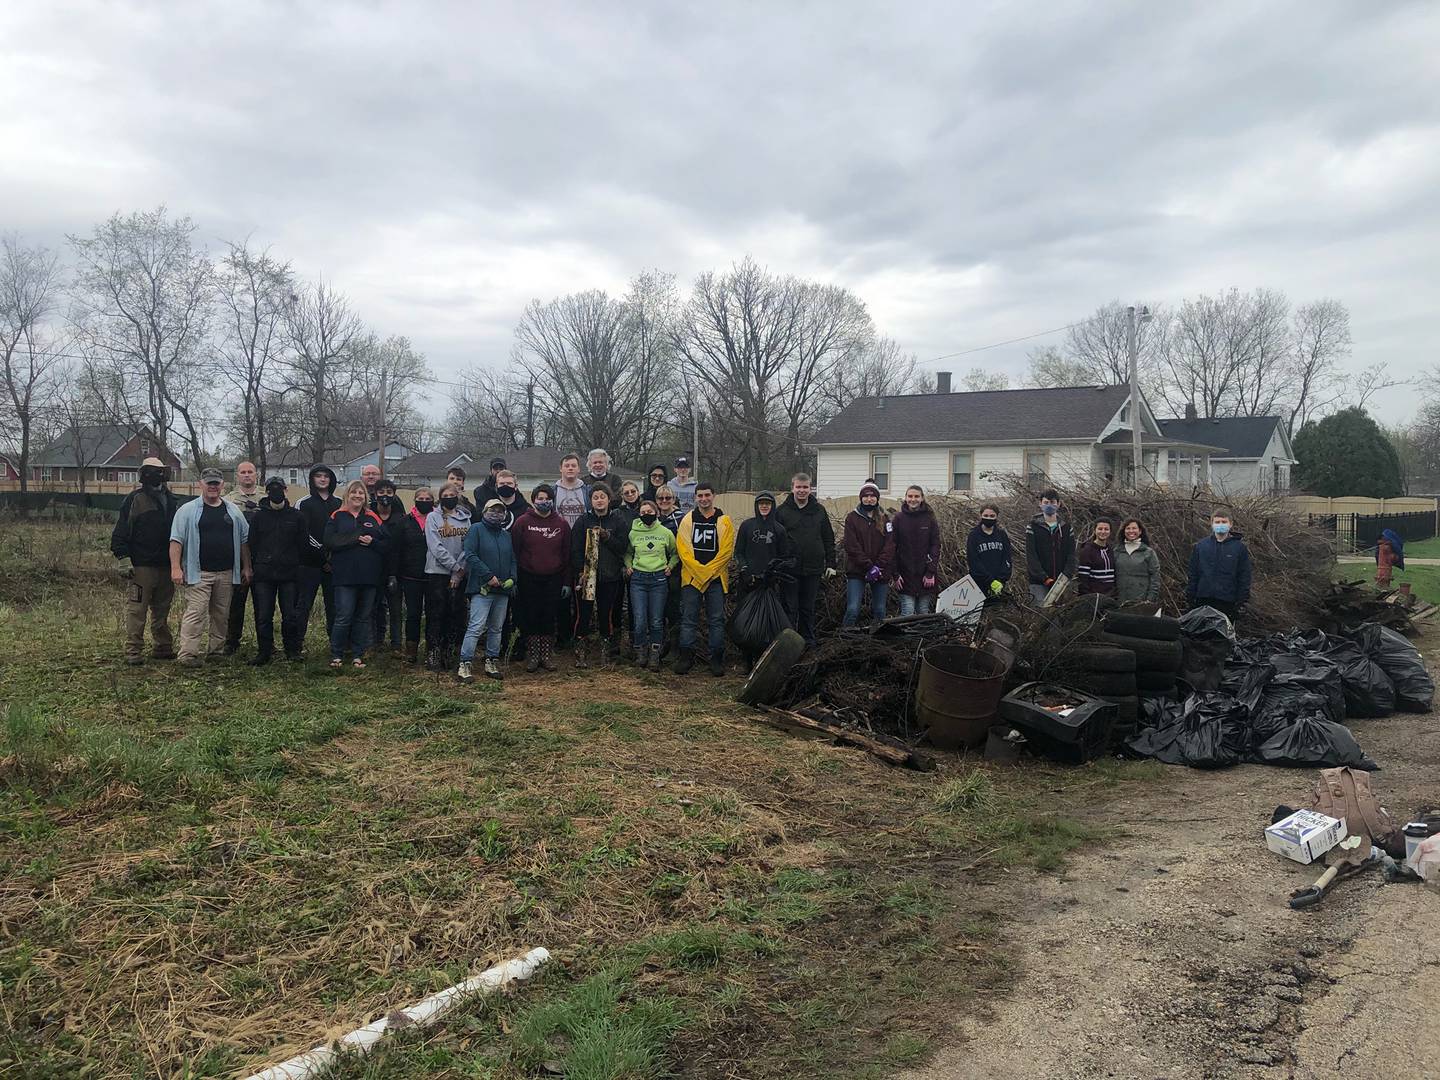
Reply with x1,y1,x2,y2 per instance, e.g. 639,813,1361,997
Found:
859,482,881,500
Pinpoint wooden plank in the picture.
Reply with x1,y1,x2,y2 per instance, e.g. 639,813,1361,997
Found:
752,707,937,772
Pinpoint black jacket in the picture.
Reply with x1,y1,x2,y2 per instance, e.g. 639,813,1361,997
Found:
110,485,178,567
372,497,407,580
735,493,794,584
324,507,389,587
247,500,307,582
571,509,630,585
774,494,836,576
966,524,1013,591
296,466,341,568
1024,514,1076,585
393,508,430,580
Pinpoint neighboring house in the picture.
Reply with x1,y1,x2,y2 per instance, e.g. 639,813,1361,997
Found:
332,441,414,483
1159,412,1297,495
249,445,315,489
388,445,642,492
389,450,474,490
0,452,19,481
810,383,1225,497
30,425,185,486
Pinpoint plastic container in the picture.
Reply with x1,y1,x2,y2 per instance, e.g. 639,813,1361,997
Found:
998,682,1117,763
916,645,1009,749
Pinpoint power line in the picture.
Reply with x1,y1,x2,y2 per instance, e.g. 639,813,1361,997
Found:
923,318,1095,365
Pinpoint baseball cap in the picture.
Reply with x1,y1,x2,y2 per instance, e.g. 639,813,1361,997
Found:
674,456,690,468
483,498,506,513
200,467,224,483
490,457,506,469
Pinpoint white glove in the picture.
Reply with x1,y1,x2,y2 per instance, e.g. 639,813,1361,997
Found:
823,567,837,580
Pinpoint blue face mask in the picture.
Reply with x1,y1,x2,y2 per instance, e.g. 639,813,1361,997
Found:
1213,522,1230,536
1041,504,1057,517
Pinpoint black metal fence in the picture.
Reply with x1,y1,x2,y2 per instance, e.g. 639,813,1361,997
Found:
1308,510,1437,553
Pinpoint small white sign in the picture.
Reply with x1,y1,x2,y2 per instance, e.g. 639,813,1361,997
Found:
937,574,986,625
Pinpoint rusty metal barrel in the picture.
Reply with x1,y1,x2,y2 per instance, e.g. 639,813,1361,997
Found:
916,645,1010,749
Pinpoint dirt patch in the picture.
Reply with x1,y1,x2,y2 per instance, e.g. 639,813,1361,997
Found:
899,643,1440,1080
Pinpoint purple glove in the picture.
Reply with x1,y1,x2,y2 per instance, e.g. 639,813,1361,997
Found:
865,564,883,583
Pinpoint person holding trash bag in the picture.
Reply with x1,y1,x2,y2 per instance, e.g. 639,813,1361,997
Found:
1114,517,1161,604
1025,489,1075,604
1186,509,1252,618
842,481,895,626
1375,528,1403,589
774,472,836,650
457,499,516,683
1075,519,1116,596
892,484,941,615
965,503,1012,600
624,497,678,670
732,491,796,671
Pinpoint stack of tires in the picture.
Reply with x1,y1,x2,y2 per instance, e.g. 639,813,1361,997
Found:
1065,644,1139,746
1097,610,1183,702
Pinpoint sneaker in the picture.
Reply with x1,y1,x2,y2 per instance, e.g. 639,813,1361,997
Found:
525,642,541,673
457,661,474,683
179,656,203,668
484,657,501,680
124,656,144,667
329,657,343,669
284,652,303,662
249,654,272,667
647,644,662,672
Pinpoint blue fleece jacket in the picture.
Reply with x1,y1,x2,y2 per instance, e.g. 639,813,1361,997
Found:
1187,534,1252,605
463,520,517,595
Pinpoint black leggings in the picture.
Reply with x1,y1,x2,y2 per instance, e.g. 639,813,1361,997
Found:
575,578,623,639
517,570,563,636
401,577,426,643
424,573,467,652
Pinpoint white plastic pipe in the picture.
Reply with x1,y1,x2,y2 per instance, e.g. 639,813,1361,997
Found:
243,947,551,1080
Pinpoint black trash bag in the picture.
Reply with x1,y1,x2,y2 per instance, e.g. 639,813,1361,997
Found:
1324,640,1396,718
1252,687,1331,744
728,585,792,653
1179,605,1236,643
1349,623,1435,712
1125,693,1248,769
1220,660,1274,714
1140,695,1183,730
1180,637,1231,693
1267,652,1346,722
1249,715,1378,770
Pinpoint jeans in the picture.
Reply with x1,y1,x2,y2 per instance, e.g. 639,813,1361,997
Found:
296,566,335,642
251,579,301,657
331,585,376,660
680,580,726,658
224,581,250,651
401,578,426,643
123,565,175,659
629,570,669,649
461,592,510,661
782,573,822,647
898,592,935,616
373,576,403,648
843,578,888,626
178,570,234,660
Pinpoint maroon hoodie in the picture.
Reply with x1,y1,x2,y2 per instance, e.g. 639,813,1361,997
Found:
511,509,572,581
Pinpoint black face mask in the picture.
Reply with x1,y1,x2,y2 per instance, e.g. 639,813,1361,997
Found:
440,496,459,510
140,469,165,488
980,519,997,530
640,512,657,526
497,485,516,498
533,499,553,514
415,499,435,515
377,495,393,507
267,487,287,503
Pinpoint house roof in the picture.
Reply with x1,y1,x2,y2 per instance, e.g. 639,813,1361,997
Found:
811,385,1134,446
1157,416,1288,460
1097,429,1230,453
332,440,416,466
390,451,471,478
33,424,141,467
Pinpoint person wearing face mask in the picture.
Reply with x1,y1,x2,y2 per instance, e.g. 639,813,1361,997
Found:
1114,518,1161,604
965,504,1013,599
1075,519,1116,596
296,465,342,645
1187,510,1251,619
642,464,670,503
473,457,507,510
392,485,434,662
457,499,517,682
891,485,941,615
491,468,530,529
245,476,308,664
369,479,406,654
422,482,472,670
110,457,179,664
1024,489,1076,604
655,485,686,659
570,485,630,668
733,492,796,671
842,481,896,626
625,497,679,670
511,484,571,673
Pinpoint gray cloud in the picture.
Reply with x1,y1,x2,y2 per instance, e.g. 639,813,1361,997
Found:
1,0,1437,418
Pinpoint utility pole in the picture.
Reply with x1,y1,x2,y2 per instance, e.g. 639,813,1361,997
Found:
693,403,701,478
376,370,389,478
1127,304,1151,491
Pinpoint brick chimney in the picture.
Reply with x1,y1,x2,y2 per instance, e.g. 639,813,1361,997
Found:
1185,401,1198,421
936,371,952,394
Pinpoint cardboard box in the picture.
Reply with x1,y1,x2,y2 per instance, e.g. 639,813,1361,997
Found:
1265,810,1347,865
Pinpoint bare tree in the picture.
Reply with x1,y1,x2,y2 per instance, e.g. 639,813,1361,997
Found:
215,241,295,474
281,278,363,464
1286,299,1352,433
68,207,214,471
961,366,1009,391
1025,344,1094,388
776,282,871,469
1152,289,1284,418
49,365,112,493
1026,301,1165,388
0,236,66,490
1348,370,1407,412
446,366,536,451
348,333,430,457
821,336,928,413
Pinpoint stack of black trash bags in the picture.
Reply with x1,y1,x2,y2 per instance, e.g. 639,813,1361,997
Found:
1122,607,1435,770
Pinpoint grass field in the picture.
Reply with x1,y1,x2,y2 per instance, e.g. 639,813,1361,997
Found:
0,516,1162,1079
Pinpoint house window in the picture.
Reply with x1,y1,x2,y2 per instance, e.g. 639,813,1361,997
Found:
1024,449,1049,487
118,471,137,485
950,451,974,492
140,439,150,455
1272,462,1283,492
869,453,890,492
42,467,52,483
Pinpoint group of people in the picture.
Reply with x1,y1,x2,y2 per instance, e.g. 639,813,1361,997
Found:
110,454,1257,681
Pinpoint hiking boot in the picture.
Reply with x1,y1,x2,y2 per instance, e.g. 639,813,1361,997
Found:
404,641,419,664
539,636,558,672
573,640,590,670
709,652,725,677
222,642,239,657
599,638,613,666
249,653,272,667
456,661,474,683
633,646,646,667
124,655,144,667
426,647,441,671
179,656,203,668
647,644,662,671
673,649,694,675
284,651,303,663
152,650,176,661
484,657,502,680
525,640,541,673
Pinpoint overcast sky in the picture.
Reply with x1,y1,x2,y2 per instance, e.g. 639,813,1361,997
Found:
3,1,1437,422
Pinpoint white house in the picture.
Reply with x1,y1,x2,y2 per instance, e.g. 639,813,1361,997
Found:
810,383,1225,498
1158,412,1296,495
